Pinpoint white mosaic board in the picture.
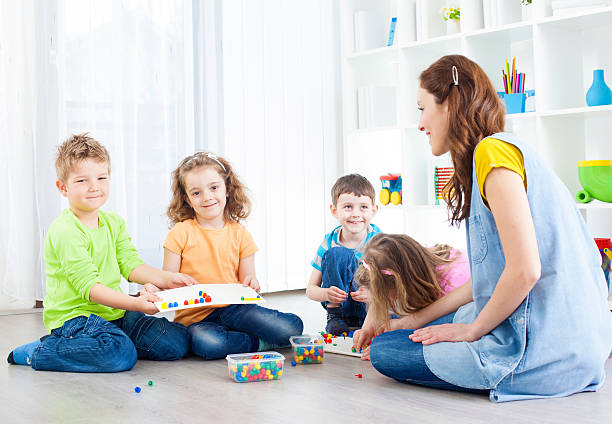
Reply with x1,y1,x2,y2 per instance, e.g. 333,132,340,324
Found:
323,336,362,357
154,284,264,312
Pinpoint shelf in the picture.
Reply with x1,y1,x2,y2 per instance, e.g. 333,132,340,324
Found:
537,7,612,31
576,201,612,210
465,20,533,43
340,3,612,240
346,45,398,60
506,112,537,120
401,32,462,50
407,204,449,211
539,105,612,118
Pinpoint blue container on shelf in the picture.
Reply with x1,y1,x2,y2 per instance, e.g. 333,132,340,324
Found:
586,69,612,107
504,93,526,114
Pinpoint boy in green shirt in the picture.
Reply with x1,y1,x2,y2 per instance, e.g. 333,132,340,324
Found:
7,133,197,372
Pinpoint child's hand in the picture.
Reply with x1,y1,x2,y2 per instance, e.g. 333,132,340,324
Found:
241,275,260,293
376,318,403,334
164,271,198,289
350,286,369,303
360,345,371,361
140,283,160,296
135,292,161,315
325,286,348,303
353,325,375,355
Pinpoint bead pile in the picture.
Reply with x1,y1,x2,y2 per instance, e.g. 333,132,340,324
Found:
290,335,325,364
227,353,284,383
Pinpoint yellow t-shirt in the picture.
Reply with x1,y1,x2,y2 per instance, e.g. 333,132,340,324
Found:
164,219,258,326
474,138,526,203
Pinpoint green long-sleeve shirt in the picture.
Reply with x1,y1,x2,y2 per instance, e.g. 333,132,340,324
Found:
43,209,144,332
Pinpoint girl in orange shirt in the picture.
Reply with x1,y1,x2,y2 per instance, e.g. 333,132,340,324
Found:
157,152,303,359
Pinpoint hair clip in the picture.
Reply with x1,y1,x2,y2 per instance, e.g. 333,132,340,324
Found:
362,260,394,276
452,65,459,86
206,152,227,172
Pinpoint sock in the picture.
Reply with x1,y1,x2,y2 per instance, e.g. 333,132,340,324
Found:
8,339,41,366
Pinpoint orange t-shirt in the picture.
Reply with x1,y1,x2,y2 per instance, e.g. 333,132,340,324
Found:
163,219,258,326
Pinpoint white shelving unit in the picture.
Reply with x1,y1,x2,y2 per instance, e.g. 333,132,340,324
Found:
339,1,612,263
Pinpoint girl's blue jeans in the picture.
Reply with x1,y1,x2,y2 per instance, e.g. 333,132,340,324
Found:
320,246,367,319
369,312,490,395
188,304,303,360
30,311,190,372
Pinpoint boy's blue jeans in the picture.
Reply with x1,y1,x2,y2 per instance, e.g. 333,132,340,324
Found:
320,247,366,320
189,304,303,360
369,312,489,395
30,311,190,372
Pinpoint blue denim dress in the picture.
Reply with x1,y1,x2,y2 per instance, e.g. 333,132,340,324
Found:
423,132,612,402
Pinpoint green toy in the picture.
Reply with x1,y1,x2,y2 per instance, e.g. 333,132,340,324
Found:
576,160,612,203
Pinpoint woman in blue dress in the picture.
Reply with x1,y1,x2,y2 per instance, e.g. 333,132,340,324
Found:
354,54,612,402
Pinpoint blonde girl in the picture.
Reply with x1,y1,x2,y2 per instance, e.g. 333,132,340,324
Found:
353,234,469,356
159,152,303,359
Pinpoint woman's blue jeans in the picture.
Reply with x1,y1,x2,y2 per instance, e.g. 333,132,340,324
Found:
320,247,366,320
188,304,303,360
30,311,190,372
369,312,489,395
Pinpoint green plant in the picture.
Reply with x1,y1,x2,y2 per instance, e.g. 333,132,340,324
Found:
441,7,461,21
521,0,532,5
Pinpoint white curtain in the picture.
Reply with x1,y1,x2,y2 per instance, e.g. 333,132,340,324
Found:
0,1,48,307
0,0,341,307
221,0,342,292
0,0,224,304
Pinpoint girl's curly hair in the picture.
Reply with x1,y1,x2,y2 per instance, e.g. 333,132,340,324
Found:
166,152,251,226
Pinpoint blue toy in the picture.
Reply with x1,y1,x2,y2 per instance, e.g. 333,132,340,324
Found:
379,173,402,205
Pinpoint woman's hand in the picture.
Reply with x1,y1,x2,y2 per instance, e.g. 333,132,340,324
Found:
241,275,261,293
350,286,369,303
409,323,480,345
325,286,348,303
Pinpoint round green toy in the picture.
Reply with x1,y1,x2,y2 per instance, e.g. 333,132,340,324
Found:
576,160,612,203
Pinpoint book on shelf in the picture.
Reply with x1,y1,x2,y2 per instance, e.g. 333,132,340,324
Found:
353,10,386,52
356,86,397,129
387,17,397,46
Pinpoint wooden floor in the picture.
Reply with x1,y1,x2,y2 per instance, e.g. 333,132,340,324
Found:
1,290,611,424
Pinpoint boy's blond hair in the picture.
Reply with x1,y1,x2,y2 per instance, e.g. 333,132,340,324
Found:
55,133,110,181
330,174,375,206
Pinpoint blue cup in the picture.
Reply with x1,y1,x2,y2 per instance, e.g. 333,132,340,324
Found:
504,93,526,114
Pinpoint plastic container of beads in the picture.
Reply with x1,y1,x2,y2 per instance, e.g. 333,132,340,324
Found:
289,335,325,364
226,351,285,383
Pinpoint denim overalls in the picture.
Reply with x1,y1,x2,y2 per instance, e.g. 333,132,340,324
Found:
424,132,612,402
